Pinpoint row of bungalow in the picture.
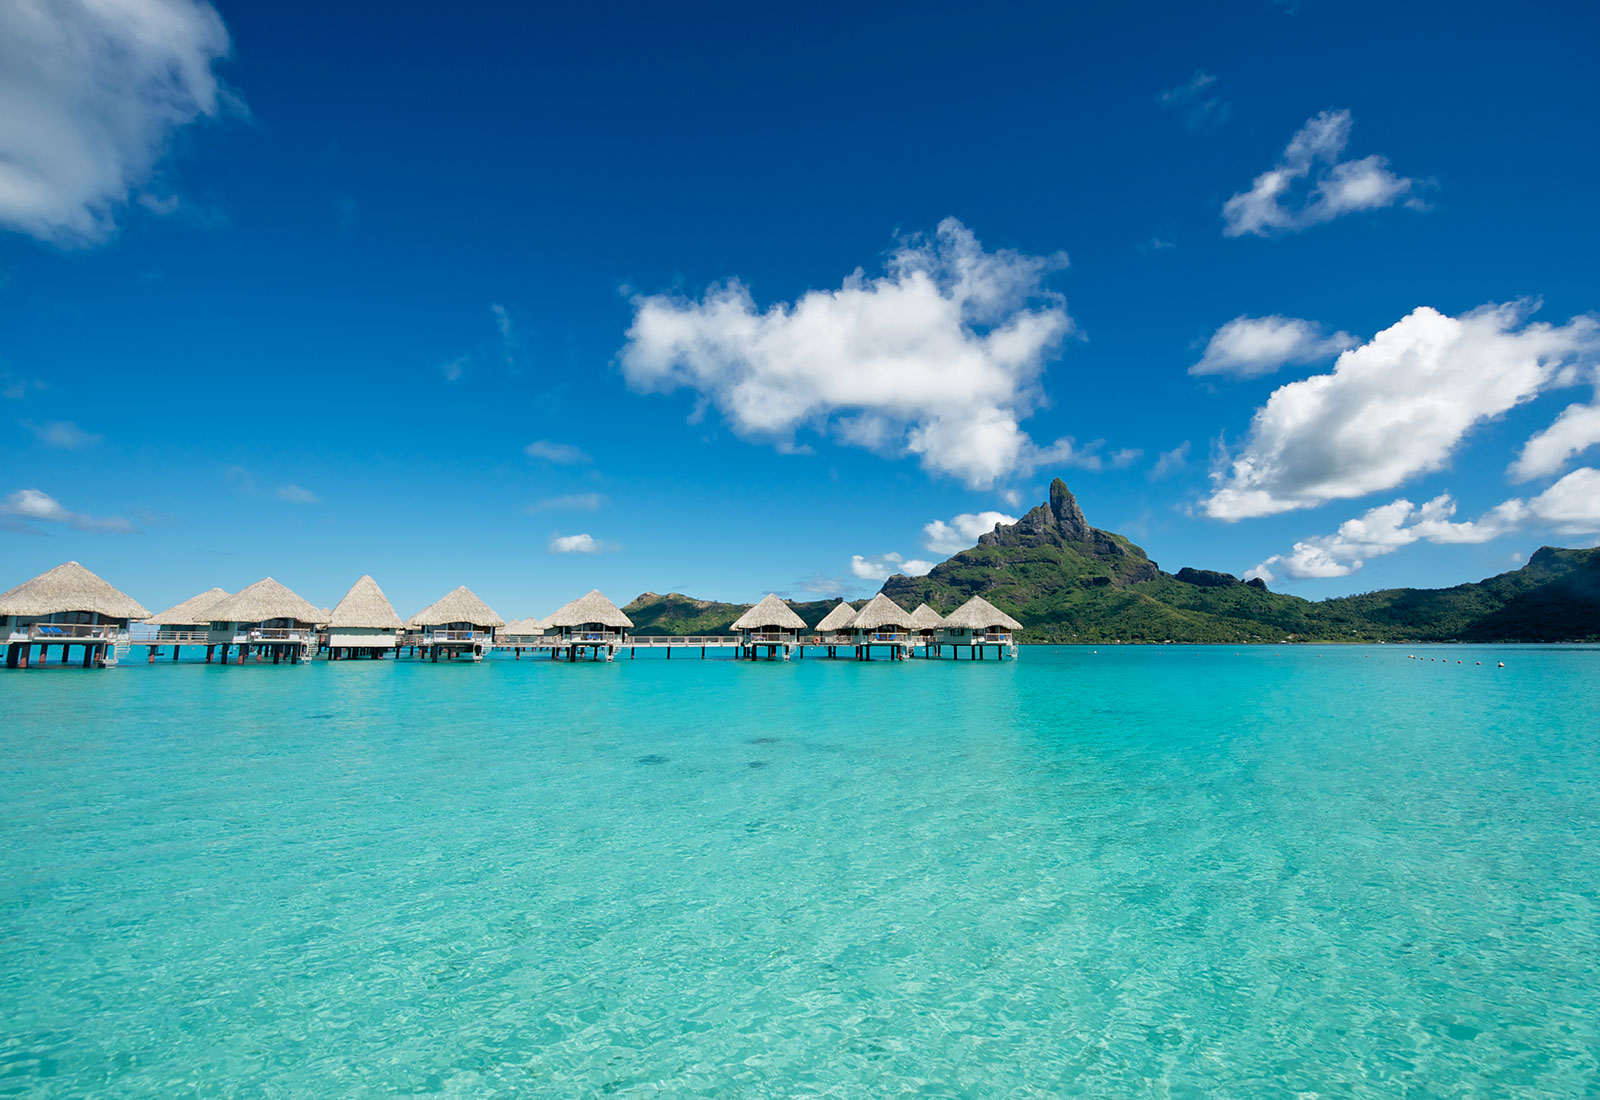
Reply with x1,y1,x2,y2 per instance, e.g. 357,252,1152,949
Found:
2,561,1020,669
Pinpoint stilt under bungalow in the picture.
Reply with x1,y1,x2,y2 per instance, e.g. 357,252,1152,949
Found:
1,561,149,669
908,603,944,657
845,593,916,661
812,600,857,659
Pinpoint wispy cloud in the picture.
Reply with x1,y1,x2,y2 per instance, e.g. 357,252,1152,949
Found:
1190,315,1356,379
0,0,235,245
1148,441,1191,480
1157,71,1231,132
524,440,591,464
528,492,606,512
440,355,468,383
548,532,616,554
20,419,102,449
1,375,48,400
0,488,135,533
1223,109,1421,237
274,483,318,503
621,218,1080,489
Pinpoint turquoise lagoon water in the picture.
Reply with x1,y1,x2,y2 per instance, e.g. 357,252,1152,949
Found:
2,645,1598,1098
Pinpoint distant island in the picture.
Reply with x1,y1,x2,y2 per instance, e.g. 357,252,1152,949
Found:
627,479,1600,643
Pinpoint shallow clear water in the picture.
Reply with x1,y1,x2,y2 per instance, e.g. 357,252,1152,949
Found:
2,645,1598,1098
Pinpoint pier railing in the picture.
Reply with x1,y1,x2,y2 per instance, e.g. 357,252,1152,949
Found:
413,629,486,643
741,632,800,643
242,627,313,642
13,622,125,642
137,628,213,644
624,635,737,647
554,631,626,644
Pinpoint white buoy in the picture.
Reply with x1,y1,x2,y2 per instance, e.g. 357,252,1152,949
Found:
1498,661,1505,668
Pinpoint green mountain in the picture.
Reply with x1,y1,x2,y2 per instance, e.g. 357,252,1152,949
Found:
623,478,1600,643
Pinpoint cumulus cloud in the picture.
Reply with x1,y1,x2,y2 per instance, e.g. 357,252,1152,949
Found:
1030,436,1141,471
1206,303,1600,520
524,439,590,464
922,511,1017,554
20,418,101,448
0,487,134,532
1510,391,1600,482
1157,70,1230,132
548,532,615,554
0,0,233,245
1222,110,1419,237
850,552,935,581
1246,473,1600,582
1190,315,1355,378
619,218,1081,488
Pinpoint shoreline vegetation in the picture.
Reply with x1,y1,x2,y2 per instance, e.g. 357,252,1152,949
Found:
628,480,1600,645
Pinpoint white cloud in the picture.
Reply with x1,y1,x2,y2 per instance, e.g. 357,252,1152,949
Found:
1029,436,1140,472
20,418,101,448
1149,441,1191,480
1206,303,1600,520
849,552,934,581
1510,392,1600,482
619,218,1079,488
0,487,134,532
528,492,605,512
440,356,468,383
548,532,615,554
1222,109,1418,237
1246,494,1523,580
1157,71,1230,132
1190,315,1355,378
1246,475,1600,581
524,439,590,464
274,484,317,503
999,488,1023,508
491,302,524,372
922,511,1017,555
0,0,232,245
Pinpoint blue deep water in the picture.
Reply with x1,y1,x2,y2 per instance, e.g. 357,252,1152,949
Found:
2,645,1598,1097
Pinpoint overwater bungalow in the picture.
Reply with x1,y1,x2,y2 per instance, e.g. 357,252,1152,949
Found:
909,603,944,656
406,586,503,662
325,575,404,659
139,587,229,660
731,593,807,660
542,590,632,661
203,579,323,664
846,593,916,660
937,595,1022,660
500,616,548,658
1,561,149,669
812,600,857,654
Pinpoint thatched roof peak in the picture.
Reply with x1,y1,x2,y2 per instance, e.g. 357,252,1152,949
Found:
0,561,149,620
327,575,403,629
942,595,1022,631
909,603,944,629
407,586,504,628
814,600,857,632
543,589,633,629
143,587,230,626
731,593,807,631
848,593,914,630
203,578,321,624
502,616,545,635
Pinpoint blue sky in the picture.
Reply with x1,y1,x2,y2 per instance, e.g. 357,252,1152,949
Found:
2,0,1598,618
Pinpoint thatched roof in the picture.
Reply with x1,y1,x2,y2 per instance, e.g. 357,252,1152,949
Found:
848,593,914,630
0,561,150,620
327,575,403,629
407,586,504,628
543,589,633,629
502,617,544,635
731,593,807,631
203,578,322,624
942,595,1022,631
142,587,229,626
814,600,857,632
909,603,944,629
